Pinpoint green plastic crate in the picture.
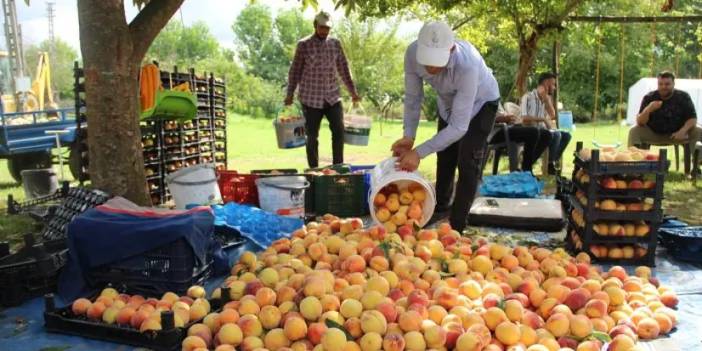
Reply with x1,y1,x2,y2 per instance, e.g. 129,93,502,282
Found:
313,174,368,217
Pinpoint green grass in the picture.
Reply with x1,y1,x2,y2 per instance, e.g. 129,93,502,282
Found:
0,115,699,247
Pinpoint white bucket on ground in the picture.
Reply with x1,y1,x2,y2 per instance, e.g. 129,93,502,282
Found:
256,176,310,219
368,157,436,228
344,114,371,146
165,163,222,209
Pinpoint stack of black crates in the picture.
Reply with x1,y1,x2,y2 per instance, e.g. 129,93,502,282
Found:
566,142,668,266
73,64,228,206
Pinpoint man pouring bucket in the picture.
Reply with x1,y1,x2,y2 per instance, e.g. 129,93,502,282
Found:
392,21,500,233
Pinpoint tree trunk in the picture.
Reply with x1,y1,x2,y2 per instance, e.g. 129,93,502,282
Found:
77,0,149,205
77,0,183,205
514,33,540,99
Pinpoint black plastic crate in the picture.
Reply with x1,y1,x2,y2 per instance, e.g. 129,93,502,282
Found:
574,141,669,176
43,286,231,351
566,229,655,266
658,226,702,263
41,188,111,241
568,195,662,222
313,173,368,217
0,234,67,306
86,238,212,297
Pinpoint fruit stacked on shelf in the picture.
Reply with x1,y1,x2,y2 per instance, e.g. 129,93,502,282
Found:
210,74,227,171
182,217,680,351
141,121,163,205
567,142,667,266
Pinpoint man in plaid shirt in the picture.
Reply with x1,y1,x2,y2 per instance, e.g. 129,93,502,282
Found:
285,11,361,168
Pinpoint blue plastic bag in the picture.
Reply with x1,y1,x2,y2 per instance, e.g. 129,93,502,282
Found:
479,172,544,198
212,202,303,249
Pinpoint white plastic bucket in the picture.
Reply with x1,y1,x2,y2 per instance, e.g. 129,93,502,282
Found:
368,158,436,228
344,115,371,146
274,116,306,149
165,163,222,209
256,176,310,219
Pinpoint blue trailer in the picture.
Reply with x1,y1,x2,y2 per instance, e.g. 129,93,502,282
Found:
0,108,78,182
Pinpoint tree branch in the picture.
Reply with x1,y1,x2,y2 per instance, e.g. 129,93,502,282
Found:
452,16,474,30
129,0,185,60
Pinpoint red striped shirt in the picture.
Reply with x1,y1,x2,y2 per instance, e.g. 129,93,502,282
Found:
286,35,356,109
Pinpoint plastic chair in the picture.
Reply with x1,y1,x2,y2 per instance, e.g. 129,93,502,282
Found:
484,124,522,175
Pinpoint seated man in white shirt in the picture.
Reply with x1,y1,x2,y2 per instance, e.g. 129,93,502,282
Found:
519,72,571,175
490,102,551,174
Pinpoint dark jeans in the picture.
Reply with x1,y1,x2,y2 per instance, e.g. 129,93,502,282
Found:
302,101,344,168
548,130,572,163
435,101,498,232
489,125,551,172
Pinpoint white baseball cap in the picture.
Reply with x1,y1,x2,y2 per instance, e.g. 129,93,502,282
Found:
314,11,332,27
416,21,455,67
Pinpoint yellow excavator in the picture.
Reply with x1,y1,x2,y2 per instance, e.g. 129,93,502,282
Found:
0,50,57,115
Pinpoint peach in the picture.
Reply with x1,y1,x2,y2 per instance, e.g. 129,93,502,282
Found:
188,323,213,346
495,321,521,346
374,193,387,207
71,298,92,316
584,299,607,318
652,312,673,334
459,280,483,299
219,309,239,325
455,330,482,351
398,310,422,332
471,255,493,276
300,296,323,321
423,323,447,348
263,328,290,349
344,317,363,339
545,312,570,337
322,328,347,350
254,287,277,307
382,333,406,351
361,290,384,310
605,286,626,306
182,335,208,351
340,299,363,319
608,334,636,351
139,317,161,332
520,324,537,346
361,310,388,335
637,317,660,339
259,305,282,329
307,322,327,345
190,302,210,321
569,314,593,339
130,309,150,329
563,288,591,311
660,291,679,308
521,310,544,329
283,316,308,341
102,306,119,325
376,208,392,222
360,332,383,351
237,314,263,337
504,299,524,322
408,290,429,307
240,336,264,351
115,306,136,326
376,302,399,323
86,301,106,320
404,330,425,350
482,307,508,331
609,324,637,340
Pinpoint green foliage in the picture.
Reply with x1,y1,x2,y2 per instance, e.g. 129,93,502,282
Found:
24,38,79,102
146,20,219,68
335,16,406,118
233,4,312,82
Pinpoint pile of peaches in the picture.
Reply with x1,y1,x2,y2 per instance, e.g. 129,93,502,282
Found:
574,192,653,212
176,214,679,351
578,146,660,162
69,285,210,332
574,170,656,190
372,182,427,233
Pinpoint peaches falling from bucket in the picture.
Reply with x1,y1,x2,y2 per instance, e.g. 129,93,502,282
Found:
372,181,427,234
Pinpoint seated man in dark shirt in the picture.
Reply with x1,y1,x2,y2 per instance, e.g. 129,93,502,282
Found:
489,102,551,173
629,71,701,173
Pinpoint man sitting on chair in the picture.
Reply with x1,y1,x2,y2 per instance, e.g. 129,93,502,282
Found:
629,71,701,174
520,72,571,175
489,102,551,174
